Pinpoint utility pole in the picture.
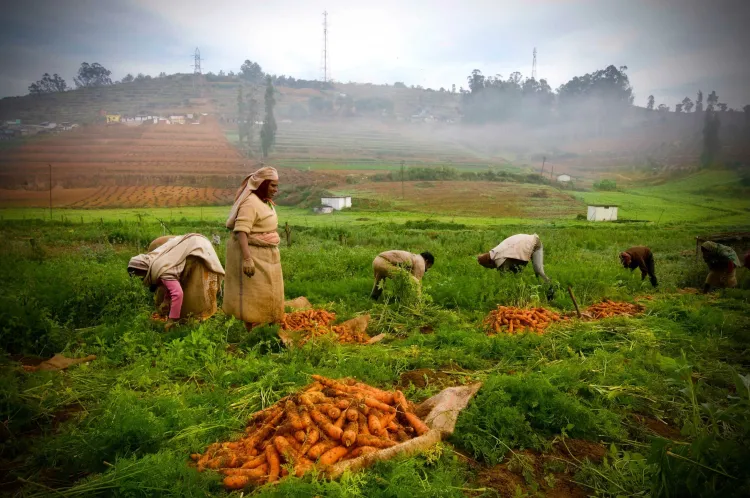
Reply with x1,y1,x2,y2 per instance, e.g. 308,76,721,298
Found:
322,11,329,82
531,47,537,80
400,160,405,199
48,163,52,220
540,155,546,176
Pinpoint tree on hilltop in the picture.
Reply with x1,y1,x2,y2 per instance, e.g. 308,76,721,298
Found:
122,74,134,83
682,96,693,113
696,90,703,112
647,95,654,110
74,62,112,88
260,77,277,158
28,73,68,95
240,60,264,82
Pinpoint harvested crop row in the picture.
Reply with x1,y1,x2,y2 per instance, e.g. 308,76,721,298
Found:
191,376,429,489
583,299,644,319
483,306,564,335
281,309,371,344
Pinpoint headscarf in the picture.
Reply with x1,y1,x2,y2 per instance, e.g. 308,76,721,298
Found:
226,166,279,230
701,241,742,267
477,252,495,268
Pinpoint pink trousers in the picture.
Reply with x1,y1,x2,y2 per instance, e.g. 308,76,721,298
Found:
161,279,184,320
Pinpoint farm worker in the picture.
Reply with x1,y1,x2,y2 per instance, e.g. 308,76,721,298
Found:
370,250,435,299
477,233,551,283
127,233,225,330
701,241,741,292
619,246,658,287
223,166,284,329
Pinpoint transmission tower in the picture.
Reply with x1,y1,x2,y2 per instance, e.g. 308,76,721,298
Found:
531,47,537,80
193,48,202,75
321,11,329,82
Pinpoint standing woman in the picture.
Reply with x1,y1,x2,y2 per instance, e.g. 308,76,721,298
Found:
223,166,284,329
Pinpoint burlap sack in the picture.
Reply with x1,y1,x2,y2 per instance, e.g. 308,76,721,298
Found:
284,296,313,310
23,354,96,372
154,256,221,320
326,383,482,478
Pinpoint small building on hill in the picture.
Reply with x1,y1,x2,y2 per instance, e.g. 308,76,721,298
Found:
587,204,618,222
321,196,352,211
557,174,572,183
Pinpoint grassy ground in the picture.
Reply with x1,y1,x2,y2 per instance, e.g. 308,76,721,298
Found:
1,180,750,497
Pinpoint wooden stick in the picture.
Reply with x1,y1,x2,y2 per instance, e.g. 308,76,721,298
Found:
567,286,582,318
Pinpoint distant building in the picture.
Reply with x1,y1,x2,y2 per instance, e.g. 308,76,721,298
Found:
106,115,121,123
312,206,334,214
170,115,186,124
321,196,352,211
557,174,572,183
587,205,618,222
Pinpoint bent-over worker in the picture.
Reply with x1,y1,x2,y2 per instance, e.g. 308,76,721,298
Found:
371,250,435,299
223,166,285,329
477,233,550,283
701,241,741,292
128,233,225,329
620,246,658,287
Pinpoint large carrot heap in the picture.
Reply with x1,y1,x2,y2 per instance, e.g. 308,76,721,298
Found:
191,375,430,490
281,309,370,345
584,299,644,319
483,306,563,335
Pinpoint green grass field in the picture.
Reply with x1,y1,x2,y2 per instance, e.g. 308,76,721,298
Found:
2,172,750,497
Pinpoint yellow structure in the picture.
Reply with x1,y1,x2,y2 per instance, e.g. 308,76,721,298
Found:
106,114,121,123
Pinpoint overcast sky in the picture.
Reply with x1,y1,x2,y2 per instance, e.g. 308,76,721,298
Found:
1,0,749,108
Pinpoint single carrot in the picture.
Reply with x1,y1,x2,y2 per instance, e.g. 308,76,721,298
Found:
300,428,320,455
352,383,395,404
396,429,410,442
335,398,352,410
402,411,430,436
345,408,360,422
247,410,284,449
299,391,329,406
241,454,267,469
306,440,338,459
274,436,303,463
393,390,412,413
355,434,397,448
221,464,268,477
286,400,305,430
349,446,379,458
334,412,347,429
223,475,250,490
360,396,396,414
294,430,307,443
318,446,349,465
309,408,343,440
358,411,371,435
319,403,342,420
190,453,200,461
368,413,383,435
266,443,281,483
342,420,358,447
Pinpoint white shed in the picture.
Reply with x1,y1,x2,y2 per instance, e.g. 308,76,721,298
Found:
312,206,334,214
587,205,618,222
321,196,352,211
557,174,572,183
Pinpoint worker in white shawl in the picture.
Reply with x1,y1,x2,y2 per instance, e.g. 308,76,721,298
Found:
477,234,554,297
128,233,225,329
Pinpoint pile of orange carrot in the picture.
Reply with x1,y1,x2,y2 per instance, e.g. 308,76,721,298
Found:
483,306,563,335
583,299,644,319
281,309,370,345
191,375,430,490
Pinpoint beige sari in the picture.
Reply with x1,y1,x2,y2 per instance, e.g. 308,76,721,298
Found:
223,193,284,324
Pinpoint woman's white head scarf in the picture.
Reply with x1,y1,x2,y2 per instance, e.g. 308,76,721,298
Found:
225,166,278,230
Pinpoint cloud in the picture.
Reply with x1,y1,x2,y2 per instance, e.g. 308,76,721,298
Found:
0,0,747,106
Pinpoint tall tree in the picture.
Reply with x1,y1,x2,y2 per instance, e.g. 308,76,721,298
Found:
706,90,718,111
260,77,277,158
73,62,112,88
28,73,68,95
237,86,245,145
657,104,670,112
675,103,683,113
717,103,728,112
701,109,721,168
647,95,655,110
121,73,134,83
246,91,260,150
240,60,264,82
696,90,704,112
744,104,750,129
682,96,693,113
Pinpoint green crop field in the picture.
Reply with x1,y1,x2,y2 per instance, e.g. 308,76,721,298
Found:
2,172,750,497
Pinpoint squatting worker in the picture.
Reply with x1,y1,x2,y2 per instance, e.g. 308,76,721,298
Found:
701,241,742,292
371,250,435,299
477,233,550,282
127,233,225,330
223,166,284,329
620,246,658,287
